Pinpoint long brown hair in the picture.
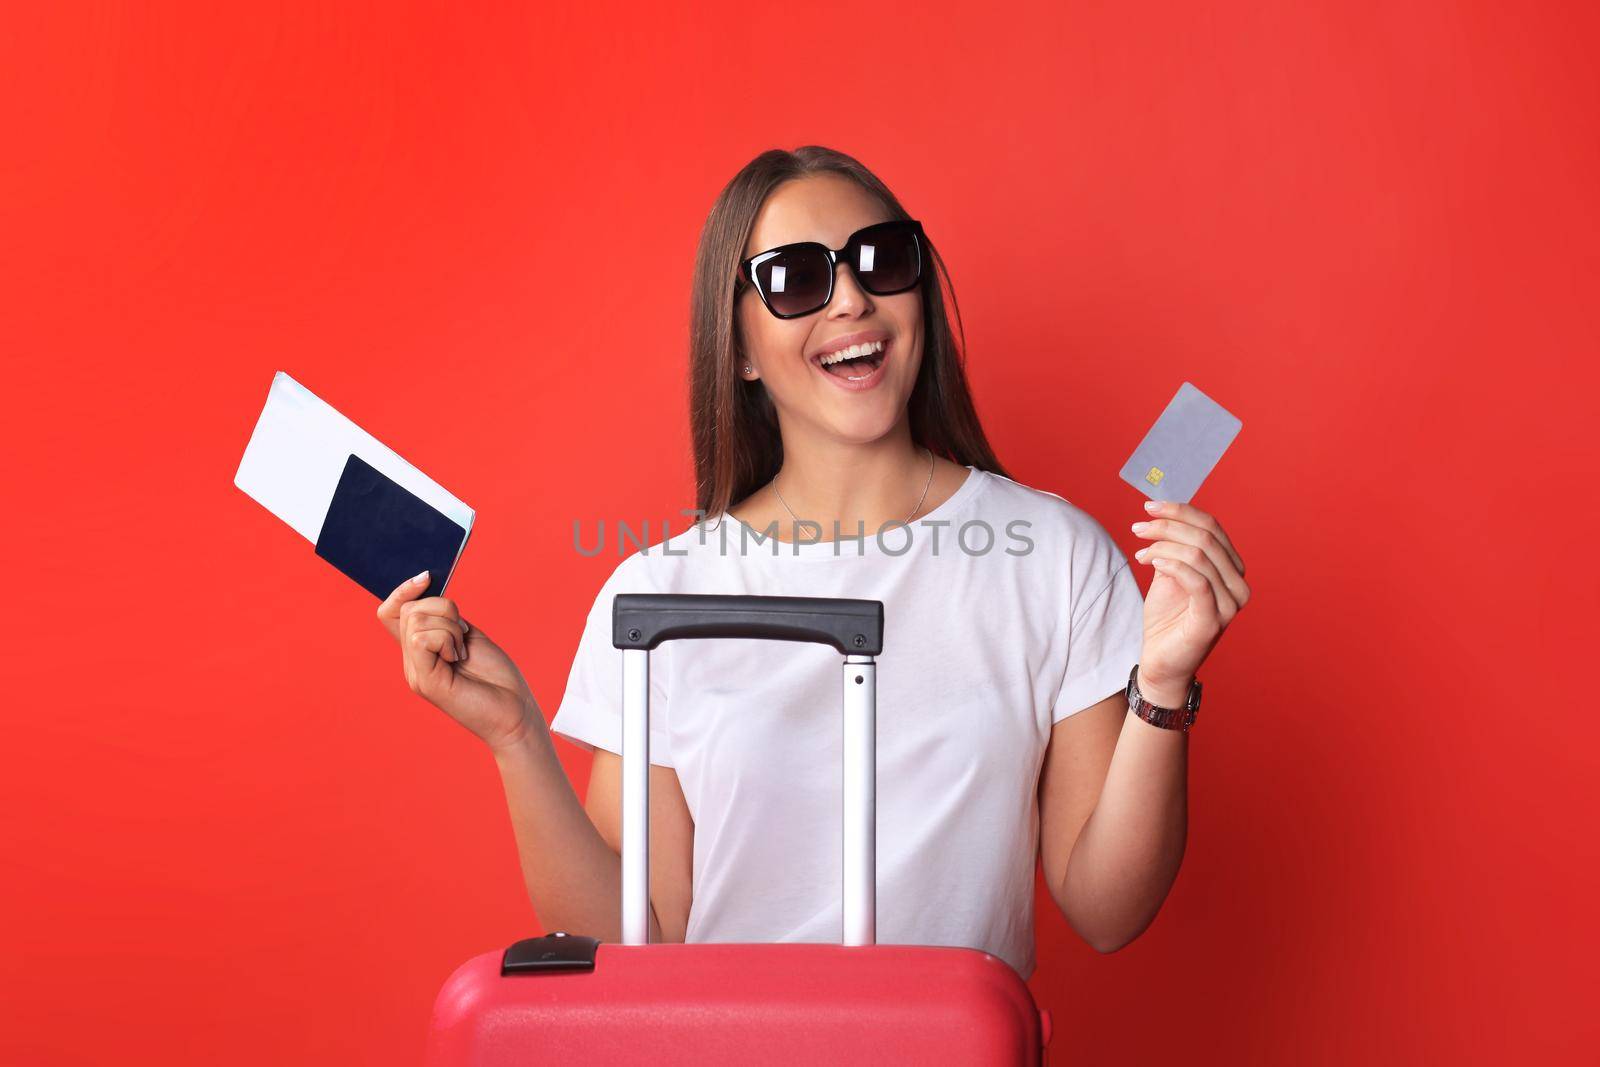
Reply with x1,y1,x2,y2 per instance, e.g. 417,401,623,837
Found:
689,145,1010,518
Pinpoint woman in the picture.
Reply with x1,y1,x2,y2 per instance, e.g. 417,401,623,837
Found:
376,146,1250,979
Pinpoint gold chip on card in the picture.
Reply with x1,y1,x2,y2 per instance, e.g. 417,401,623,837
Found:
1144,466,1165,487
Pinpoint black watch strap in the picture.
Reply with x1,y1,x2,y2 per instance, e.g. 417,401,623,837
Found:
1126,663,1202,731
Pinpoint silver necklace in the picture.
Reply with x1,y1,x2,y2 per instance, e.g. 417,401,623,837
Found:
772,446,936,543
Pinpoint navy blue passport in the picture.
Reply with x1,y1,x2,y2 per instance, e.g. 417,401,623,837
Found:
314,453,469,600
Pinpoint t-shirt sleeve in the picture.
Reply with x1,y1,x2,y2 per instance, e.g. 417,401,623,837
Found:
548,555,675,767
1050,530,1146,723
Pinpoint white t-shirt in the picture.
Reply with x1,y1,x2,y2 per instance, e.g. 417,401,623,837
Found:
548,465,1145,978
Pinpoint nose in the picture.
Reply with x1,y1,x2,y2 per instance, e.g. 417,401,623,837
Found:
826,258,873,319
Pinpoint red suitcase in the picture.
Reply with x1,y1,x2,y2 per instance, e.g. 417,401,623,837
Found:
424,594,1052,1065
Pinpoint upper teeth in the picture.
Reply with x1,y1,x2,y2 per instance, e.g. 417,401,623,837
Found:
820,340,886,365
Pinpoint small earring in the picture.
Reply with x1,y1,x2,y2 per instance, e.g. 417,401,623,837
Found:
743,363,753,375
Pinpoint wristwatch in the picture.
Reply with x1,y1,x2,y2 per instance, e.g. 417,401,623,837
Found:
1126,663,1202,732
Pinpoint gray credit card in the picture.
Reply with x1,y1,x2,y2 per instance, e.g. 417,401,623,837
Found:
1119,382,1242,503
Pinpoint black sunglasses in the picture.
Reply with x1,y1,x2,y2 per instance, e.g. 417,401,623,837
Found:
738,219,925,319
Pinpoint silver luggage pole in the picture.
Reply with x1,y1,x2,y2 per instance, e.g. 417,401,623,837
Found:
842,654,877,946
621,647,651,946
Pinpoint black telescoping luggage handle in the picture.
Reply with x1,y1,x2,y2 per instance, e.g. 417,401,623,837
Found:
603,592,883,949
612,593,884,655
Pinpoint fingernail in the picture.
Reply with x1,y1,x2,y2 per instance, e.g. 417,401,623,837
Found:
1144,500,1161,512
1135,548,1148,560
1131,522,1149,533
411,570,430,585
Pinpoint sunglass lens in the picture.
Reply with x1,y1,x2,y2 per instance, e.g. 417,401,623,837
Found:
852,224,920,294
754,247,831,317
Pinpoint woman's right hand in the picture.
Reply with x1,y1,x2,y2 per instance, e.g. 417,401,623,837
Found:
376,570,538,752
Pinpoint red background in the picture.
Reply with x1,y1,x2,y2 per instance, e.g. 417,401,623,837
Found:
3,3,1596,1062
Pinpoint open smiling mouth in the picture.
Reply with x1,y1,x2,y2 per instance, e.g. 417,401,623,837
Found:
814,338,888,381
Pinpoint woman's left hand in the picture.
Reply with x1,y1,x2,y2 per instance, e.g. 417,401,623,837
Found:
1129,499,1251,696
